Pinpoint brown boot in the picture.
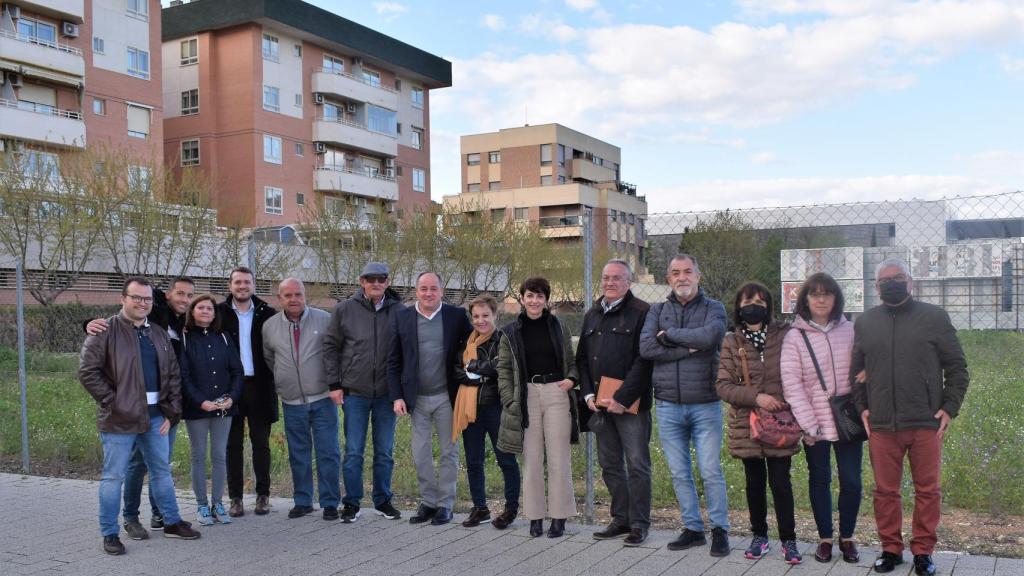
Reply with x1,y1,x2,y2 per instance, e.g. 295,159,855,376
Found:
491,506,517,530
254,495,270,516
228,498,244,518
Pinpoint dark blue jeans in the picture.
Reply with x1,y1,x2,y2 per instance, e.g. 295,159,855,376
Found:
123,423,178,522
804,439,864,539
342,395,396,508
282,397,341,508
463,403,520,509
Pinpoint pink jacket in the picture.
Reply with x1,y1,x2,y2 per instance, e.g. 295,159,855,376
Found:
780,315,854,442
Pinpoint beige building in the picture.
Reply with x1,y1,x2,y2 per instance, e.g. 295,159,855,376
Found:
444,123,648,271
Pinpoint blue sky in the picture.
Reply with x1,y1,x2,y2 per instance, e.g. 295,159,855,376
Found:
172,1,1024,213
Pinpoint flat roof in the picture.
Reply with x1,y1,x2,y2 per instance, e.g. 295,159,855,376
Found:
162,0,452,87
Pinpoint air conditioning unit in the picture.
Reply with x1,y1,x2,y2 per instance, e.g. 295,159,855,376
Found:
313,92,324,104
345,102,356,113
385,168,394,178
7,72,22,87
3,4,21,20
62,22,79,38
314,142,326,154
385,158,395,168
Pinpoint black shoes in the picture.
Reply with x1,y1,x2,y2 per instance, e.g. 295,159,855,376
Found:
163,521,201,540
913,554,936,575
547,518,566,538
530,519,544,537
839,539,860,563
254,495,270,515
874,551,904,573
287,505,314,519
103,535,125,555
374,501,401,520
491,507,517,530
123,520,149,541
431,507,453,525
462,506,491,527
593,523,631,540
409,504,438,524
667,528,706,551
709,527,730,557
150,514,165,529
322,506,339,521
623,528,648,547
340,504,361,523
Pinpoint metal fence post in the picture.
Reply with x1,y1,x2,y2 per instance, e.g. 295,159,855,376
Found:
16,261,30,474
582,206,594,524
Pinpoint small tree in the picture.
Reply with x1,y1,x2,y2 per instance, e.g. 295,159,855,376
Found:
678,210,758,304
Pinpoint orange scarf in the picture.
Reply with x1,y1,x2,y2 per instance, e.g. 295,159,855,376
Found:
462,328,493,365
453,328,494,441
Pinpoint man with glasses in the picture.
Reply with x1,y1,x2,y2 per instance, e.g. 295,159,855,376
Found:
79,277,201,555
324,262,404,523
851,258,969,576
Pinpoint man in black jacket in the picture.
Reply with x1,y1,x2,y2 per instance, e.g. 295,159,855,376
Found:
217,266,279,517
577,259,653,546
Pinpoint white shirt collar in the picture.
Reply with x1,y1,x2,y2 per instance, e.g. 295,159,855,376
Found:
415,302,442,321
601,296,625,314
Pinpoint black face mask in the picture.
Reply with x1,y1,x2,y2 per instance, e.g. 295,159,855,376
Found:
879,280,910,304
739,303,768,326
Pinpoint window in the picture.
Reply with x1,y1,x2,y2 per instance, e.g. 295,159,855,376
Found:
323,149,346,171
262,34,279,61
323,54,344,74
413,168,425,192
491,208,505,220
128,165,151,195
609,209,617,222
411,86,424,108
127,47,150,79
411,127,423,150
366,104,397,135
296,192,305,206
489,151,500,163
323,101,343,120
540,175,552,186
467,153,480,166
293,44,302,58
127,105,150,139
180,39,198,65
558,144,566,167
540,144,552,166
295,143,304,156
93,36,105,53
22,151,59,180
181,140,200,166
467,183,480,193
127,0,149,19
558,175,566,184
488,181,501,191
17,19,56,45
263,85,280,112
360,156,382,178
514,207,528,220
394,79,402,91
181,89,199,115
361,68,381,87
93,98,106,116
263,135,282,164
264,187,283,215
294,93,302,107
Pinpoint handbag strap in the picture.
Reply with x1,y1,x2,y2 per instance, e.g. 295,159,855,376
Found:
736,337,752,387
799,329,833,399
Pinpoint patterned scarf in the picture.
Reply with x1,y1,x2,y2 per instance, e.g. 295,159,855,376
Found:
741,326,767,361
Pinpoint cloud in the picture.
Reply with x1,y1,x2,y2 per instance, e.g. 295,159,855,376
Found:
1002,54,1024,75
751,151,777,165
518,13,580,44
566,0,600,11
481,14,506,31
372,2,407,21
958,149,1024,178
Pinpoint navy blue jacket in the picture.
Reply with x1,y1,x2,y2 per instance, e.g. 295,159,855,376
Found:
179,328,244,420
386,303,472,412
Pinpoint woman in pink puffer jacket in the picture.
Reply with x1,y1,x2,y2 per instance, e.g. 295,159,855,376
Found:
780,273,863,565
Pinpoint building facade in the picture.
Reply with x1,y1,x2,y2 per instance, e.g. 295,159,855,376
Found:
161,0,450,228
444,123,648,272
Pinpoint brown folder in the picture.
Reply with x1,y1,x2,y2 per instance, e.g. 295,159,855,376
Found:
597,376,639,414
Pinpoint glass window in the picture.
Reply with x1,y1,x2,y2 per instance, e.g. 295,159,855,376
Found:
488,181,501,191
262,34,279,61
294,93,302,107
128,165,151,195
93,36,105,53
181,140,200,166
264,187,283,215
263,85,280,112
491,208,505,220
180,39,198,65
361,68,381,87
467,183,480,193
18,19,56,45
410,86,424,108
127,0,148,18
489,151,500,163
127,105,150,138
263,135,282,164
23,151,59,180
514,207,528,220
295,142,304,156
540,143,552,165
296,192,305,206
293,44,302,57
323,149,346,171
127,47,150,79
323,101,343,120
181,89,199,115
413,168,426,192
467,153,480,166
93,98,106,115
361,156,382,178
411,128,423,150
558,144,565,167
323,54,344,74
540,175,552,186
366,104,397,135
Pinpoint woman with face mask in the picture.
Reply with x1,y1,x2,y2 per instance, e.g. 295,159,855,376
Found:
715,282,802,565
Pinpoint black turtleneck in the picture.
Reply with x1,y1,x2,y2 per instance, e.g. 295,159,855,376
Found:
522,314,559,377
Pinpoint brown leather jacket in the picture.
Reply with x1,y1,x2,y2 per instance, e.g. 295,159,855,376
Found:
79,314,182,433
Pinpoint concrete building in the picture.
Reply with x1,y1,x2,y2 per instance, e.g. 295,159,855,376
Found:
161,0,451,228
443,123,648,271
1,0,163,168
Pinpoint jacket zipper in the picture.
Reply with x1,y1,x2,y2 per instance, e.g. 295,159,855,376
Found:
290,316,307,405
890,311,898,431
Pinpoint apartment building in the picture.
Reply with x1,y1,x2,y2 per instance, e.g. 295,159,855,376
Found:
444,123,648,271
161,0,451,229
0,0,163,172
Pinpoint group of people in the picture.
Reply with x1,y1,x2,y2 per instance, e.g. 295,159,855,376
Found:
78,254,969,576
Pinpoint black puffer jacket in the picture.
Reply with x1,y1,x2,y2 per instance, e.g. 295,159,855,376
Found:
453,330,503,406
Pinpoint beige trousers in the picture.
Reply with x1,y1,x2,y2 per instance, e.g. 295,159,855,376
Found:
522,382,577,520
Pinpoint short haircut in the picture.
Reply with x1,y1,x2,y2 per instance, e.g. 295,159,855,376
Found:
185,294,222,333
171,276,195,288
519,276,551,300
732,281,774,327
278,277,304,293
668,253,700,273
229,266,254,282
416,271,442,286
793,272,845,322
468,294,499,315
122,276,152,296
604,259,633,281
874,257,911,280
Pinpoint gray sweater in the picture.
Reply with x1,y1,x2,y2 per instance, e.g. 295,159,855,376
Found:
263,306,332,405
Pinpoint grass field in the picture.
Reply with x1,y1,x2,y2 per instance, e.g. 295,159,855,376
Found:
2,330,1022,519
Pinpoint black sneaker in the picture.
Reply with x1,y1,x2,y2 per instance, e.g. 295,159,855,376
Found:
709,527,730,557
462,506,491,527
374,501,401,520
667,528,706,551
341,504,361,523
593,523,631,540
323,506,339,521
150,514,164,530
913,554,936,576
103,535,125,555
123,520,149,541
288,505,314,519
409,504,437,524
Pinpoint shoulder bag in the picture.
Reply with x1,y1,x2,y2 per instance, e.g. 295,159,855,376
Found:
799,329,867,443
738,341,802,449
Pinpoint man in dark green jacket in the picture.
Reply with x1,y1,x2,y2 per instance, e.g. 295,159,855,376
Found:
851,258,969,576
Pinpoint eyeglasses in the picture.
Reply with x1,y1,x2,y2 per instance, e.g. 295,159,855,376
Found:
126,295,154,304
877,276,908,287
362,275,388,284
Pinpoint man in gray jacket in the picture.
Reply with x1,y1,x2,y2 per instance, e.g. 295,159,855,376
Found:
323,262,404,523
639,254,730,556
263,278,340,521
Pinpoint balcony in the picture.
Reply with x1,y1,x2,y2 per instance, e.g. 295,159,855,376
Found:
0,99,86,148
0,29,85,78
572,157,616,184
314,167,398,202
17,0,84,23
312,70,398,110
313,116,398,157
538,215,582,238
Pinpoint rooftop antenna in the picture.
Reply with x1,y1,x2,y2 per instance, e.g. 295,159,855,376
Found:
524,105,529,127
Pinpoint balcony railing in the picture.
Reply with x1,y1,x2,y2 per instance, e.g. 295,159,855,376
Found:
319,164,396,182
0,98,82,120
539,215,581,228
0,28,83,56
315,115,397,139
315,68,397,94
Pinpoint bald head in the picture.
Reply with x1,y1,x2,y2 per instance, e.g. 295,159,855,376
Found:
278,277,306,321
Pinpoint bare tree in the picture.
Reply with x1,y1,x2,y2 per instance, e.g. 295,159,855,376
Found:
678,210,759,303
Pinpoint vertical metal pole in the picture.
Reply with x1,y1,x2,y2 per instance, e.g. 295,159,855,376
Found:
247,232,257,277
16,262,30,474
582,206,594,524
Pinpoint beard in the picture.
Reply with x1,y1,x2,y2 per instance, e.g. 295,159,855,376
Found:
673,284,695,299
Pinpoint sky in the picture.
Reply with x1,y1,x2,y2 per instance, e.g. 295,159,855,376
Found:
171,1,1024,214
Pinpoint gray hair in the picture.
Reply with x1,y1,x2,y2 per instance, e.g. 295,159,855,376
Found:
604,259,633,281
668,253,700,273
874,257,911,280
278,277,305,293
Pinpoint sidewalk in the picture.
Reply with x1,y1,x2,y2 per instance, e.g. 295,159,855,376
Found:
1,473,1020,575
